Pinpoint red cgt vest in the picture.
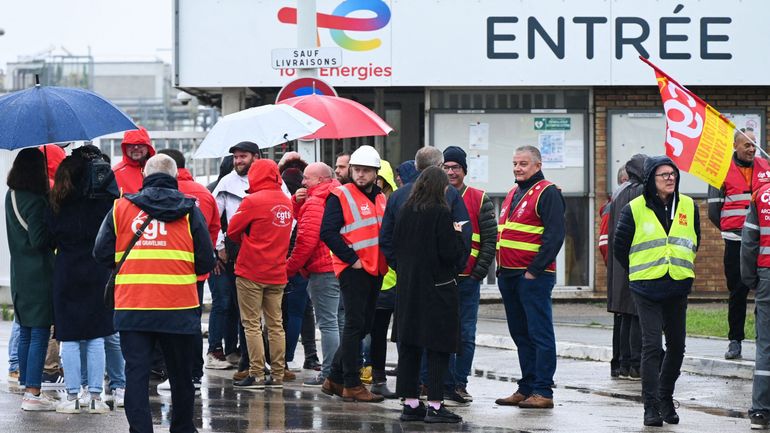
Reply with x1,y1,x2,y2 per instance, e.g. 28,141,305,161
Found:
330,184,388,278
755,184,770,268
112,199,199,311
460,186,484,277
721,157,770,232
496,180,556,273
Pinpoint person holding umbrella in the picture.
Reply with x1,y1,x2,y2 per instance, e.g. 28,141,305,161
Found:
5,148,56,411
112,127,156,195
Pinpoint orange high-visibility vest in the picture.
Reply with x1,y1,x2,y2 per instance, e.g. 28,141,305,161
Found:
112,199,199,310
754,183,770,268
496,180,557,273
329,184,388,278
460,186,484,277
720,157,770,232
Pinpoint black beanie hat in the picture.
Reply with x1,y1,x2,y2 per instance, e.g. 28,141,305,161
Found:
443,146,467,174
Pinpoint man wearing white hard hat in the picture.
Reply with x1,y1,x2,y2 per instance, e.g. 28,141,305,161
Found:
320,145,389,403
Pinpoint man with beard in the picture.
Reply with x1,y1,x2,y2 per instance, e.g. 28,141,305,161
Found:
320,145,388,402
335,152,351,184
113,127,156,195
211,141,261,379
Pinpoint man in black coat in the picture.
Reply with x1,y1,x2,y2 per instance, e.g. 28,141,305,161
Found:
607,154,647,380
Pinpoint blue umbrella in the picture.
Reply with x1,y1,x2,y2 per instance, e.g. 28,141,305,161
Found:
0,82,138,150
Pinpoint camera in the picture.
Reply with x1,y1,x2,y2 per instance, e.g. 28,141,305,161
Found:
73,145,118,199
176,91,193,106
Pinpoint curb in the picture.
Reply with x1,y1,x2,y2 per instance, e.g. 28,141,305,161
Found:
474,333,755,380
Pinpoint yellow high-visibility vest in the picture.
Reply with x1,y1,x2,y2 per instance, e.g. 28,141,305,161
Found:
628,194,697,281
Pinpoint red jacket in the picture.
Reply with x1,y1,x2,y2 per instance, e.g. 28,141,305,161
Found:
599,199,610,265
113,128,156,195
39,144,65,188
286,179,340,277
178,168,220,281
228,160,293,285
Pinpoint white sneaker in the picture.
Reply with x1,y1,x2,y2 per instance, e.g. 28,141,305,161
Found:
205,353,231,370
78,386,91,407
157,379,171,391
21,392,56,411
56,396,81,414
88,398,110,414
113,388,125,408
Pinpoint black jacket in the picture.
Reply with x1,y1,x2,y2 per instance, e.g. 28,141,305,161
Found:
613,156,701,301
93,173,216,334
606,154,647,315
499,170,566,278
380,179,471,272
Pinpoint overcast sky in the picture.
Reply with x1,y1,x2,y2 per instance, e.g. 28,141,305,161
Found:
0,0,172,70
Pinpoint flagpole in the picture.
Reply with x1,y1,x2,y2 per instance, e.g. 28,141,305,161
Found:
736,128,770,160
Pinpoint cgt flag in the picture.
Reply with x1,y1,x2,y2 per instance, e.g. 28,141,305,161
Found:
640,56,734,188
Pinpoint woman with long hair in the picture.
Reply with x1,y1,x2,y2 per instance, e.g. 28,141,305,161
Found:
47,145,119,414
392,166,465,423
6,147,56,411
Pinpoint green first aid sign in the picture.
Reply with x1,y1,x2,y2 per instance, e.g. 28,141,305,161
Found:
534,117,571,130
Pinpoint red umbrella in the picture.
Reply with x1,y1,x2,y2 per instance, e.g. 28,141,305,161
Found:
278,94,393,139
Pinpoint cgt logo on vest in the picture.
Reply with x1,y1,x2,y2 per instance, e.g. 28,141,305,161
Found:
272,205,293,228
678,212,688,227
131,213,167,241
360,202,372,216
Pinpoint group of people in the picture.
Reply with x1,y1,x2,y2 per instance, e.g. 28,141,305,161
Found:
602,127,770,429
5,125,571,431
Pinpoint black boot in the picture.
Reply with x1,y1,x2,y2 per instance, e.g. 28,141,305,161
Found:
659,397,679,424
370,381,397,399
644,401,663,427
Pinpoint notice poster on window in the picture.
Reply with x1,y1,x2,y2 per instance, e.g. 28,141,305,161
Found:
537,132,565,169
469,122,489,150
467,154,489,183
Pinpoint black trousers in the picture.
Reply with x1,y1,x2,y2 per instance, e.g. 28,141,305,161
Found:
328,268,382,388
369,308,393,382
121,331,197,433
620,313,642,369
633,292,687,403
725,239,750,341
611,313,622,370
301,301,318,360
193,281,204,378
396,343,449,402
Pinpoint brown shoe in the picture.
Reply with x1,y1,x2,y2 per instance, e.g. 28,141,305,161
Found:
495,392,528,406
232,370,249,381
283,370,296,382
322,378,343,397
518,394,554,409
342,384,384,403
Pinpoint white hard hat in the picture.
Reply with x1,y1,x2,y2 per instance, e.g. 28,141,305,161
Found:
349,145,381,169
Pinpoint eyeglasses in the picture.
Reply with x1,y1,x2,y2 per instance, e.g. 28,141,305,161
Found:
442,164,463,173
655,171,677,180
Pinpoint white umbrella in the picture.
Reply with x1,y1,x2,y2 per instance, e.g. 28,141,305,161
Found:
193,104,324,158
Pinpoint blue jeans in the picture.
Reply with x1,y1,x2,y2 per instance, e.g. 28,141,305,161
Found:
306,272,344,379
18,326,50,388
61,338,105,395
445,277,481,389
104,333,126,390
207,268,239,355
284,274,309,363
498,272,556,398
8,320,20,372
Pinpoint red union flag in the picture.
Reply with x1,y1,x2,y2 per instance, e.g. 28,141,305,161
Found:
640,56,735,188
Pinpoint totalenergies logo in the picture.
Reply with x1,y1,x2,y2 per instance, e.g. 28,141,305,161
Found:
278,0,391,52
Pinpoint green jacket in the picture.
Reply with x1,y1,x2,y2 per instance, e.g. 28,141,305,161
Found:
6,190,54,327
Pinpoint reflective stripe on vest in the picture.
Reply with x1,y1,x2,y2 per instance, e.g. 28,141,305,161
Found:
754,184,770,267
720,157,770,231
628,195,697,281
113,199,199,310
330,184,388,278
496,180,557,272
461,186,484,276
